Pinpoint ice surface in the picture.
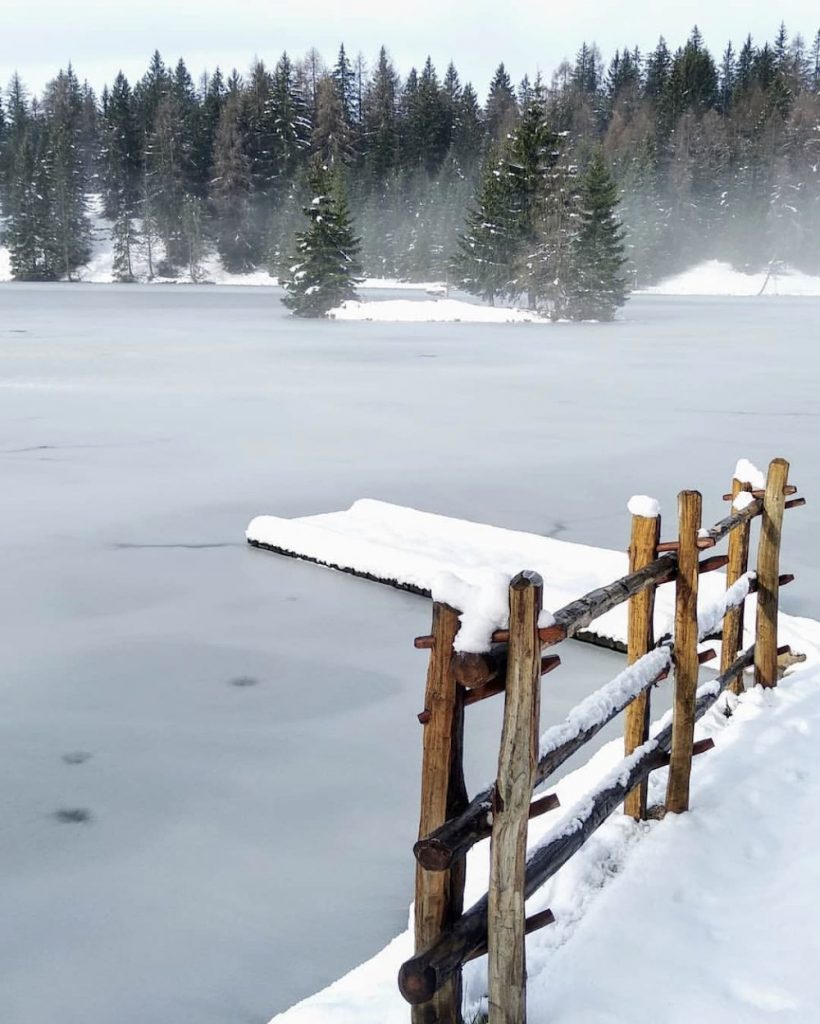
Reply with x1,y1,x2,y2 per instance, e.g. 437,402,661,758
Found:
627,495,660,518
2,283,820,1024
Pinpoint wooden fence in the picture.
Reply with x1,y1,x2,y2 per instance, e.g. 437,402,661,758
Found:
398,457,805,1024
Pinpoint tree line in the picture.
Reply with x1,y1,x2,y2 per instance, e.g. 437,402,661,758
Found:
0,23,818,289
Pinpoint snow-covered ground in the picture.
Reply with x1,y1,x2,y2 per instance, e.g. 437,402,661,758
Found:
275,637,820,1024
0,200,447,292
641,259,820,297
1,284,820,1024
5,208,820,306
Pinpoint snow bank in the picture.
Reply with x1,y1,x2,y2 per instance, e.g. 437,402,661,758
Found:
627,495,660,518
271,618,820,1024
246,498,807,657
0,246,11,282
639,259,820,297
327,298,551,323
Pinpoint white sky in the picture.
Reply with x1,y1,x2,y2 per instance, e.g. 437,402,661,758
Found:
2,0,818,99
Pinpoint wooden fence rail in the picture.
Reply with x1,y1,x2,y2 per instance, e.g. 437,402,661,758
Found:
399,458,805,1024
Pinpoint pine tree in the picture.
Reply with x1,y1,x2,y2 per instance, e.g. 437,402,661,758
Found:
145,93,185,270
42,66,91,279
645,37,672,101
133,51,171,136
179,194,204,281
362,47,399,184
414,57,449,174
210,91,256,272
504,85,562,307
100,71,140,220
449,83,483,178
281,159,362,317
244,59,276,204
485,63,518,145
270,52,311,199
562,151,627,320
332,45,357,129
719,43,736,113
112,206,139,281
312,75,353,164
452,147,516,303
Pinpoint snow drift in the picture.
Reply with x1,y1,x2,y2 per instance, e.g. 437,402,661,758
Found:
640,259,820,297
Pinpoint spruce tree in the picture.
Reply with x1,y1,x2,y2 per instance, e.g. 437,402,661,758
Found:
210,91,255,272
562,151,627,321
362,47,399,184
181,193,205,281
484,63,518,145
281,159,362,317
42,67,91,279
452,147,515,303
270,52,311,199
504,84,562,307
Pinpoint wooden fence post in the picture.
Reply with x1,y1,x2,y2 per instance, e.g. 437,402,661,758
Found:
722,477,753,694
413,602,468,1024
488,571,543,1024
755,458,790,689
624,508,661,820
666,491,701,815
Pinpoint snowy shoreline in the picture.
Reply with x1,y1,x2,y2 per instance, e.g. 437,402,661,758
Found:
3,226,820,302
271,625,820,1024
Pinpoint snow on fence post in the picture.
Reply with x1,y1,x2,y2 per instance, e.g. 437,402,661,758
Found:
412,602,468,1024
488,571,543,1024
666,491,702,815
754,458,790,689
722,478,754,694
624,500,661,820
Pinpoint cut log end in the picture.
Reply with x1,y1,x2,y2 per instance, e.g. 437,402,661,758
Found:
529,792,560,818
413,837,454,872
398,962,438,1005
510,569,543,590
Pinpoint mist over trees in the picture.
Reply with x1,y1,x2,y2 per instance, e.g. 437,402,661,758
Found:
0,23,818,287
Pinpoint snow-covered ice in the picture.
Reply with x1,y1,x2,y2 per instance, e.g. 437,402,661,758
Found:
328,297,550,323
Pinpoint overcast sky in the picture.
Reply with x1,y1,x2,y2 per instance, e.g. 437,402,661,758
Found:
3,0,818,98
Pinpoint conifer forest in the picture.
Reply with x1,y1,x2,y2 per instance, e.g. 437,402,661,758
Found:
1,23,818,302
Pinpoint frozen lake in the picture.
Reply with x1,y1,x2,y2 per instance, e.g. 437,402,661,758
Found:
1,283,818,1024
